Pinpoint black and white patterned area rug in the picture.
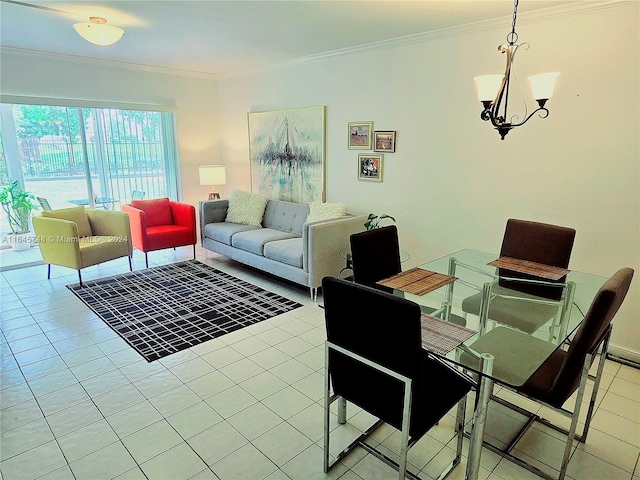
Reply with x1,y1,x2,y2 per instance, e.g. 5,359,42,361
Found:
66,260,303,362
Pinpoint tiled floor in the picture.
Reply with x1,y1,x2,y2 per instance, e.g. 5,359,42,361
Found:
1,246,639,480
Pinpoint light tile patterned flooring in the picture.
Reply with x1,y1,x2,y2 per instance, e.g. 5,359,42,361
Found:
1,246,639,480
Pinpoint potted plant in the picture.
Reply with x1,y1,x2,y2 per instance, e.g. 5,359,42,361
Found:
364,213,396,230
0,181,39,251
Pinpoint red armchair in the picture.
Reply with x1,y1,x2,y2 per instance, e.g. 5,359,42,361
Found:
122,198,197,268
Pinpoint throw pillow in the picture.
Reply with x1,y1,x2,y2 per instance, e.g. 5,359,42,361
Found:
225,190,268,227
306,202,347,223
131,198,173,227
42,206,92,238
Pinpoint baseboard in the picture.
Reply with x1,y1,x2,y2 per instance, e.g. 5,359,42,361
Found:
608,344,640,369
0,259,44,272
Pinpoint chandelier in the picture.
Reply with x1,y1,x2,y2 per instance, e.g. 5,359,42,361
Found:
473,0,559,140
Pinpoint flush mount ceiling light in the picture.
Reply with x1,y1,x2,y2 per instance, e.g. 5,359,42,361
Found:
73,16,124,46
473,0,559,140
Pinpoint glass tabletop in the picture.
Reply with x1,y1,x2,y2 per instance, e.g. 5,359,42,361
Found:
401,249,607,387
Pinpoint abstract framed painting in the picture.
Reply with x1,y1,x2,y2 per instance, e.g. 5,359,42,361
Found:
248,106,326,203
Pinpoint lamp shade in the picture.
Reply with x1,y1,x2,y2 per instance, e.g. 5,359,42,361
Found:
199,165,227,186
528,72,560,100
73,19,124,46
473,74,505,102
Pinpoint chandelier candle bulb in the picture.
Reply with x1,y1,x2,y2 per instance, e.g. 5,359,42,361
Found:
528,72,560,105
474,75,505,103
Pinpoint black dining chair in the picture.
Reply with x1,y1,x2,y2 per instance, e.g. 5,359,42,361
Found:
322,276,473,480
350,225,401,289
464,267,634,480
460,218,576,336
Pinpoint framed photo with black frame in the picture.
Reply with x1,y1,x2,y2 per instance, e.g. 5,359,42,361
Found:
374,131,396,153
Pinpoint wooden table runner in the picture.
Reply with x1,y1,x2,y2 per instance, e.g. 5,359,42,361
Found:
488,256,570,281
377,267,456,296
421,313,477,356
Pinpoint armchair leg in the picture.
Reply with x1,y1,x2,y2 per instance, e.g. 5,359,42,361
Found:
78,270,83,287
145,253,149,269
193,244,196,259
128,256,132,271
47,264,51,280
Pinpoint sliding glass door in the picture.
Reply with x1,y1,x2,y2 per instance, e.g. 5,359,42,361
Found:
0,102,179,217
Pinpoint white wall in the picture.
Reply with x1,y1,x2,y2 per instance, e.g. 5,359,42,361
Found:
216,4,640,357
1,3,638,358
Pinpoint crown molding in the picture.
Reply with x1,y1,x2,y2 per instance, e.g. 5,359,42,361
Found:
219,1,633,79
1,1,633,81
0,46,219,80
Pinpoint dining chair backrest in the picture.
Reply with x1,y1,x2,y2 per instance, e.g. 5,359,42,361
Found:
499,218,576,300
350,225,401,287
533,268,634,406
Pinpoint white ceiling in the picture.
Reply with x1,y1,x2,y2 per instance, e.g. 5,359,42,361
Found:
1,0,580,77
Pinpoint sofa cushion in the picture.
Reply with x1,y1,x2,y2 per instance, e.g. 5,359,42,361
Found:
131,198,173,227
204,222,260,246
231,228,297,256
306,202,347,223
42,206,92,238
263,200,309,237
226,190,268,227
264,238,304,268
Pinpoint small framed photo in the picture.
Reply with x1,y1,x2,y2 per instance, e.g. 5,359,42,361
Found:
348,122,373,149
374,131,396,152
358,154,383,182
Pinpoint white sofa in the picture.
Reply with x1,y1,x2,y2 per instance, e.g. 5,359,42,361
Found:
200,199,367,300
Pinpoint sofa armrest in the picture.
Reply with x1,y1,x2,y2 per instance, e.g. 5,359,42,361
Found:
32,216,82,269
304,214,369,288
199,199,229,240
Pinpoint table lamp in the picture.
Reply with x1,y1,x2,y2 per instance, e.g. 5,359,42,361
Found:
199,165,226,200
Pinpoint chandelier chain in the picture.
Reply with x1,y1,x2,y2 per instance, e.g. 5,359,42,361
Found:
507,0,519,45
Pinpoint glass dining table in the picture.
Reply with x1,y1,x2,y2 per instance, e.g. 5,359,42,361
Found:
382,249,607,480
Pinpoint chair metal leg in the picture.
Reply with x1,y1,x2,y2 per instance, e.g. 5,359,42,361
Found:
145,253,149,269
323,342,331,473
47,264,51,279
581,328,612,442
467,353,494,480
558,353,591,480
455,395,467,457
337,397,347,424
